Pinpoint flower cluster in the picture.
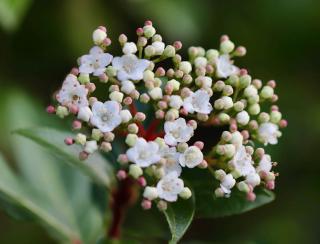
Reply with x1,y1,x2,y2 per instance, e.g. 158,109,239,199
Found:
47,21,287,211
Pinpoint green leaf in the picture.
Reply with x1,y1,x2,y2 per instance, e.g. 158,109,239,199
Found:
0,154,80,241
186,169,275,218
15,127,115,189
0,0,33,32
164,195,195,244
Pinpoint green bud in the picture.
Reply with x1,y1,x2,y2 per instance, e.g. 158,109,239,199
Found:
56,106,69,118
226,75,239,87
206,49,219,60
239,75,252,88
248,103,260,115
78,73,90,84
143,25,156,38
220,40,235,54
237,181,250,193
129,164,143,179
106,66,117,77
91,129,103,141
270,111,282,123
260,86,274,99
163,45,175,57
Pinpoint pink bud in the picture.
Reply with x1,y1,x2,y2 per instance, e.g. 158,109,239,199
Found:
198,160,208,169
155,67,165,77
266,181,275,190
239,69,248,76
187,120,197,130
246,192,256,202
123,96,133,105
79,151,89,161
158,101,167,110
180,108,188,116
137,177,147,187
206,64,214,74
70,67,79,76
155,110,165,119
98,26,107,32
164,84,173,95
267,80,276,88
117,154,129,164
117,170,127,180
220,34,229,42
259,171,268,179
72,120,82,130
69,104,79,114
64,137,74,145
230,123,238,132
279,119,288,128
194,141,204,150
136,27,144,36
141,199,152,210
103,37,112,46
271,105,279,111
271,94,278,102
173,41,182,50
46,105,55,114
144,20,153,26
134,112,146,122
241,130,250,140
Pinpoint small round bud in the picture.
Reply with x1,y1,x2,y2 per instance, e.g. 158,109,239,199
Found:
143,25,156,38
117,170,127,180
128,123,139,134
125,134,138,147
103,132,115,142
237,181,250,193
163,45,175,57
137,176,147,187
64,137,74,145
218,113,230,124
239,75,252,88
258,112,270,123
134,112,146,122
248,103,260,115
149,87,163,100
246,192,256,202
46,105,55,114
270,111,282,123
267,80,276,88
84,140,98,154
129,164,143,179
92,28,107,45
141,199,152,210
117,154,129,164
179,61,192,74
91,129,103,141
220,40,235,54
118,34,128,45
75,133,86,145
179,187,192,199
233,101,245,112
260,86,274,99
157,200,167,211
72,120,82,130
143,186,158,200
214,188,225,198
234,46,247,56
221,131,232,142
79,151,89,161
100,142,112,152
56,106,69,118
173,41,182,50
120,110,132,123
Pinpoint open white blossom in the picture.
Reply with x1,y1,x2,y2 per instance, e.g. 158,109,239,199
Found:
79,46,113,76
183,89,213,114
126,138,161,167
112,54,150,81
56,74,89,108
164,118,194,146
258,122,280,145
179,146,203,168
160,146,181,176
157,172,184,202
215,54,238,78
90,101,122,132
228,145,255,176
256,154,272,173
220,173,236,194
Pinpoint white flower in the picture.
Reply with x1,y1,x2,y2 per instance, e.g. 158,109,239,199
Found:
79,46,113,76
215,54,238,78
183,89,213,114
220,173,236,194
169,95,183,109
164,118,194,146
258,122,280,145
256,154,272,173
236,111,250,125
157,172,184,202
179,146,203,168
245,173,261,187
160,146,181,176
77,106,92,122
121,80,135,94
122,42,137,55
126,138,161,167
90,101,122,132
152,41,165,55
112,54,150,81
56,74,88,108
228,145,255,176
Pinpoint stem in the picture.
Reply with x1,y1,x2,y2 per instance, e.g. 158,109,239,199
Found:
108,178,135,240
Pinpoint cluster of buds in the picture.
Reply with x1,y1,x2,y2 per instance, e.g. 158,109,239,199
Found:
47,21,286,210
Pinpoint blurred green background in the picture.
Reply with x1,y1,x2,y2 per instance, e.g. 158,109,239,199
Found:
0,0,319,243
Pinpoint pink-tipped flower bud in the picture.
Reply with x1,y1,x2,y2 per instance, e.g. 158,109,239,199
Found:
267,80,276,88
239,68,248,76
246,192,256,202
117,170,127,181
173,41,182,50
166,68,175,78
123,96,133,105
271,94,278,102
134,112,146,122
155,67,165,77
118,34,127,45
220,34,229,42
64,137,74,145
180,108,188,116
155,110,165,119
72,120,82,130
271,105,279,111
241,130,250,140
164,84,173,95
198,160,208,169
68,104,79,114
141,199,152,210
194,141,204,150
70,67,79,76
144,20,153,26
136,27,144,36
187,120,197,130
117,154,129,164
46,105,55,114
266,180,275,190
99,73,108,83
229,123,238,133
103,38,112,47
98,26,107,32
137,176,147,187
158,101,167,110
279,119,288,128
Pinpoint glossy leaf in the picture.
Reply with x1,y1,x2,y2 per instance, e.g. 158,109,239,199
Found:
15,127,115,189
164,195,195,244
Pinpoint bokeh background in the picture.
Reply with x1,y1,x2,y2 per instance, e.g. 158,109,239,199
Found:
0,0,319,243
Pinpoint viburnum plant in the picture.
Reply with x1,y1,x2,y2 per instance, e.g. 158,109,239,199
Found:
16,20,286,243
